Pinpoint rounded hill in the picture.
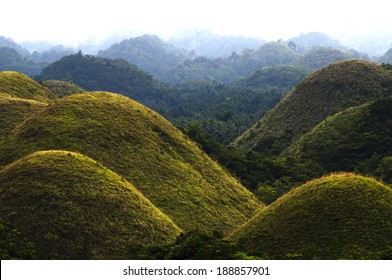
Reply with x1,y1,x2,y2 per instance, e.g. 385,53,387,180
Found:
42,80,84,98
0,91,262,234
0,150,181,259
234,60,392,151
284,98,392,181
0,71,56,102
0,94,47,140
230,173,392,259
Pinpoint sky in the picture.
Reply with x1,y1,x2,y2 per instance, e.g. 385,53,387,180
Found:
1,0,391,46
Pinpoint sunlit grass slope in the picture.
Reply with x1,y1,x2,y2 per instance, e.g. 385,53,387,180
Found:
0,150,181,259
234,60,392,151
230,173,392,259
0,91,262,234
0,71,56,102
0,94,47,140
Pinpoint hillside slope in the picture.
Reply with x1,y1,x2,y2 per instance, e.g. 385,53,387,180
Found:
0,150,181,259
0,91,262,234
230,173,392,259
283,98,392,182
0,94,47,139
233,60,392,151
0,71,56,102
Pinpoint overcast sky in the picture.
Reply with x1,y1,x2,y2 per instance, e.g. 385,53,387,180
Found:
1,0,391,45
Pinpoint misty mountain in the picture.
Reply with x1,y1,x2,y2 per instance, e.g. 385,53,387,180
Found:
0,47,42,76
169,29,265,58
287,32,346,52
98,35,192,79
379,48,392,64
0,36,30,56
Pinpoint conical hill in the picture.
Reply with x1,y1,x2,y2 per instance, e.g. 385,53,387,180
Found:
0,150,181,259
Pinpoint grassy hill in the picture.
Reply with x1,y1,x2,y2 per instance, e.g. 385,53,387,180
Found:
0,71,56,102
0,150,181,259
0,94,47,140
233,60,392,151
283,98,392,183
229,173,392,259
0,91,262,234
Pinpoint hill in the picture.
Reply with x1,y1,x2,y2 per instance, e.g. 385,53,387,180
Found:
0,150,181,259
379,48,392,64
287,32,346,52
41,80,84,98
0,91,262,234
37,52,173,112
283,98,392,183
98,35,191,79
0,71,56,102
0,95,47,140
233,60,392,151
229,173,392,259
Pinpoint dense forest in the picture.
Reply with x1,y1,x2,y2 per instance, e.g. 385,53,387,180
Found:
1,31,392,260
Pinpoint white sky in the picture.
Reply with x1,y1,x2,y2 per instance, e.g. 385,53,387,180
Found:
1,0,391,45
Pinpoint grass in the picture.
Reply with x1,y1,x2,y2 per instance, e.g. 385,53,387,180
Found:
0,150,181,259
0,71,56,103
229,173,392,259
0,91,263,235
234,60,392,151
41,80,84,98
0,94,47,140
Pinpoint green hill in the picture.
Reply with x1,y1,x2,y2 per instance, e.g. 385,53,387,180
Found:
0,95,47,140
0,91,262,234
283,98,392,183
0,150,180,259
229,173,392,259
41,80,84,98
0,71,56,102
233,60,392,152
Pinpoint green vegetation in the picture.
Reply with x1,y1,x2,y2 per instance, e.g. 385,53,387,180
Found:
0,150,181,259
0,71,56,102
230,173,392,259
234,60,392,151
0,95,47,140
41,80,84,98
0,91,262,234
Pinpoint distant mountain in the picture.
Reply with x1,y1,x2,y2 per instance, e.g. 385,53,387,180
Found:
0,150,181,259
379,48,392,64
233,60,392,152
0,91,262,234
230,173,392,259
169,30,264,58
298,47,352,70
0,36,30,56
287,32,346,52
0,47,42,76
98,35,191,79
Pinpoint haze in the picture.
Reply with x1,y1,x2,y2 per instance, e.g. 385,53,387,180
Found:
1,0,391,50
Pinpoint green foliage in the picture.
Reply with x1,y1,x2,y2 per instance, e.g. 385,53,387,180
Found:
0,150,181,259
230,173,392,259
0,47,43,76
41,80,84,98
126,231,260,260
0,213,37,260
0,91,262,234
